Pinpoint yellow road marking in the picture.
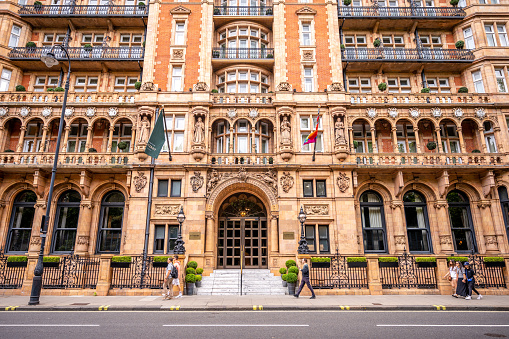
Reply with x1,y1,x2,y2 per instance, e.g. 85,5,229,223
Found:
169,306,180,311
433,305,446,310
253,305,263,310
4,306,18,311
339,305,350,310
98,305,110,311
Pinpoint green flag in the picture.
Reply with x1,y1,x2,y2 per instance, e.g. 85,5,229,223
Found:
144,112,165,158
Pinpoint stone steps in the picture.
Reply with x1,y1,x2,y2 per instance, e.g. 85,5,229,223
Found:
196,269,287,295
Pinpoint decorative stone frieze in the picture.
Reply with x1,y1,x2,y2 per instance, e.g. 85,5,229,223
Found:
388,107,398,119
430,107,442,118
280,172,294,193
475,107,486,119
336,172,350,193
366,108,377,119
42,107,52,117
108,107,118,117
304,204,329,215
439,235,452,245
86,107,96,117
154,204,181,216
328,82,344,92
190,171,204,192
19,106,30,117
64,107,74,117
134,171,147,192
0,107,8,117
408,107,420,119
194,82,208,91
453,107,464,119
277,82,291,91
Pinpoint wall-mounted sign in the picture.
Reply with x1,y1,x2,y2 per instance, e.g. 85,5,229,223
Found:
189,232,201,240
283,232,295,240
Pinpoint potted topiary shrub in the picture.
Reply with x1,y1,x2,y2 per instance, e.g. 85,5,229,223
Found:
421,88,430,93
186,267,196,275
195,274,202,287
7,256,28,268
26,41,37,52
472,149,481,153
4,149,14,152
282,274,288,287
135,81,142,90
426,141,437,151
187,261,198,269
34,1,42,10
378,82,387,92
455,40,465,49
415,257,437,268
15,85,26,92
212,50,220,58
111,255,131,268
288,265,299,276
55,87,64,92
138,1,145,9
185,273,196,295
213,8,221,15
89,148,97,152
311,257,331,268
483,257,505,268
286,272,298,295
152,256,170,268
450,0,459,6
279,267,287,276
343,0,351,5
347,257,367,268
285,259,297,268
378,257,398,267
196,267,204,275
47,88,55,92
340,44,345,50
266,53,274,58
211,89,219,93
117,141,128,151
268,157,273,164
458,86,468,93
373,38,381,48
265,8,273,15
43,256,60,268
83,44,93,51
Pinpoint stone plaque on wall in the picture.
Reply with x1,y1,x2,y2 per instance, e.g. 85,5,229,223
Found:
189,232,201,240
283,232,295,240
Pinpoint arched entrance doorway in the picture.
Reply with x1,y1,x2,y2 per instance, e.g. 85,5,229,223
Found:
217,193,268,269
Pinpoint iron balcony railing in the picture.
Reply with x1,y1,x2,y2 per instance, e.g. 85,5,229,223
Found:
338,6,465,18
341,48,474,62
9,46,144,61
213,6,273,16
19,5,148,16
212,48,274,59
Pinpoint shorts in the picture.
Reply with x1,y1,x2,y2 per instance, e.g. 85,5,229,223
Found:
172,278,180,286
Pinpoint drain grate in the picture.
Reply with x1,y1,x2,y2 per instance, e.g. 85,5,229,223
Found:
70,303,90,306
485,334,507,338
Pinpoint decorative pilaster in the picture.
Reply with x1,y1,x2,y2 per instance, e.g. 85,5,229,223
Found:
16,126,26,152
433,200,454,253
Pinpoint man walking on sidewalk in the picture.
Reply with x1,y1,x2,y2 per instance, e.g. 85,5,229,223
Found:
162,257,174,299
464,262,482,300
294,258,316,299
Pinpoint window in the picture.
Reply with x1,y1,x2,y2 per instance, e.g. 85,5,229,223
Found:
305,225,330,253
426,77,450,93
439,124,460,153
97,191,125,253
42,33,66,46
114,76,138,92
303,180,313,197
352,122,375,153
34,76,59,92
0,69,12,92
360,191,387,253
74,76,98,92
170,180,181,197
404,191,431,253
81,33,103,46
175,22,186,45
302,179,326,197
9,25,21,48
301,23,311,46
472,70,485,93
396,122,417,153
499,186,509,242
463,27,475,49
485,24,497,46
300,115,322,152
304,67,313,92
348,77,371,93
498,25,508,46
153,224,179,254
447,190,476,252
23,122,44,152
387,77,411,93
484,121,497,153
157,179,169,197
495,67,508,92
111,121,132,153
6,191,36,253
216,68,270,94
51,190,81,253
171,66,183,91
66,122,88,152
162,113,185,153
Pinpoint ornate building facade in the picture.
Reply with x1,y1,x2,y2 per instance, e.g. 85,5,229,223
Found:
0,0,509,294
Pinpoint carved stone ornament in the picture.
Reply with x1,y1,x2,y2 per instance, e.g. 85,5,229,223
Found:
477,201,491,209
172,49,184,60
108,107,118,117
194,82,209,92
304,205,329,215
328,82,344,91
133,171,147,192
19,106,30,117
154,204,181,216
336,172,350,193
249,108,259,119
280,171,294,193
430,107,442,118
141,82,155,91
190,171,204,193
302,50,314,60
277,82,291,91
366,107,377,119
206,168,278,197
388,107,398,119
394,235,406,245
30,236,41,246
475,107,486,119
64,106,74,117
42,107,52,117
86,107,96,117
77,236,89,245
227,108,237,119
453,107,464,118
408,107,420,119
484,235,498,245
439,235,452,245
0,107,8,117
434,201,448,209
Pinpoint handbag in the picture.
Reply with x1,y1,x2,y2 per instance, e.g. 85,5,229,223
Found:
448,276,452,282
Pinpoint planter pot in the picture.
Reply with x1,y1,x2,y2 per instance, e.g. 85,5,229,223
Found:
186,282,195,295
7,261,27,268
311,262,331,268
195,281,202,288
282,280,287,287
287,282,296,296
43,262,59,268
379,262,398,268
485,262,505,268
347,262,367,268
111,262,130,268
152,261,168,268
416,262,437,268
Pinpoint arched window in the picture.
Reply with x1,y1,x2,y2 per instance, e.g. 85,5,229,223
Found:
499,186,509,242
403,191,431,253
6,190,37,252
447,190,476,252
51,190,81,253
360,191,387,253
97,191,125,253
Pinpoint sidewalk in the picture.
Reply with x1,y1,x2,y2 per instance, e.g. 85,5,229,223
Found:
2,294,509,311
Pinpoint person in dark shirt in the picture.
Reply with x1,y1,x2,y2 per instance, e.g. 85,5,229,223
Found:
463,262,482,300
294,258,316,299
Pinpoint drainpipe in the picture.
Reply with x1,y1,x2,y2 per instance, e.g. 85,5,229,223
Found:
421,70,427,89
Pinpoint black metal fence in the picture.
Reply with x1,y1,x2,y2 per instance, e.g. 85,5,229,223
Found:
213,6,273,16
379,254,437,289
110,256,166,289
42,255,100,289
338,6,465,18
0,251,26,289
469,255,506,288
212,48,274,59
309,256,368,289
19,5,148,16
341,48,474,62
9,47,144,61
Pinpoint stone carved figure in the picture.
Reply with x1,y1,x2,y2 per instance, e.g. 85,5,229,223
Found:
304,205,328,215
193,117,205,144
190,171,204,192
336,172,350,192
255,169,277,194
280,116,292,145
138,116,150,144
207,169,220,194
280,172,294,193
134,171,147,192
335,117,346,145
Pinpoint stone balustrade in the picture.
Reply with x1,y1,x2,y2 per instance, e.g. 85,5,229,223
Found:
351,152,506,166
348,93,491,105
210,153,275,165
0,151,135,166
0,91,138,104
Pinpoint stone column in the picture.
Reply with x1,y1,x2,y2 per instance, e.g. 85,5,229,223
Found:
433,200,454,253
251,126,256,156
494,127,504,153
95,257,112,296
391,126,398,153
229,127,234,153
435,126,443,153
85,125,93,151
39,126,48,152
366,255,383,295
74,201,93,255
130,126,136,152
390,200,406,254
436,256,452,295
457,126,466,153
271,216,278,253
61,126,70,152
371,127,378,153
478,126,487,153
28,200,47,255
205,215,214,254
16,126,26,152
106,125,115,152
0,126,5,152
477,201,499,253
413,127,421,153
348,127,354,152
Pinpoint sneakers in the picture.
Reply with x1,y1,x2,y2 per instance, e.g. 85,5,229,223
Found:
477,294,483,300
175,293,182,299
465,296,472,300
310,296,316,299
162,293,166,296
452,294,458,298
293,294,299,298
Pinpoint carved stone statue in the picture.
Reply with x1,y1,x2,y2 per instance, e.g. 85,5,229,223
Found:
335,117,346,145
280,116,292,145
138,116,150,144
193,117,205,144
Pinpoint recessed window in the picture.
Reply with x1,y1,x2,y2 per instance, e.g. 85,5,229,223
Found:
303,179,326,197
0,69,12,92
170,180,182,197
305,224,330,253
162,113,185,153
158,179,169,197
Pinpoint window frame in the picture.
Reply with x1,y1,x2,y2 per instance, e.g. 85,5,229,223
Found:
403,191,432,253
360,191,388,253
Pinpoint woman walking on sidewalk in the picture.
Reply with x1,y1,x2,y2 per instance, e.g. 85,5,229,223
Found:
455,261,467,298
444,260,458,297
464,262,482,300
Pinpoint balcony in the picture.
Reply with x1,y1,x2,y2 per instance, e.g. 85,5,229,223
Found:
213,3,273,26
338,6,465,30
18,5,148,28
211,93,273,104
209,153,276,165
0,91,138,105
347,93,491,105
351,153,506,168
8,47,144,71
342,48,474,72
212,47,274,68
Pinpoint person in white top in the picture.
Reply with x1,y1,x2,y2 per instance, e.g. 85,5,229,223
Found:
444,260,458,297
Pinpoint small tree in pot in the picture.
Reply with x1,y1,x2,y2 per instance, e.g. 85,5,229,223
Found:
16,85,26,92
83,44,93,51
135,81,142,91
426,141,437,151
282,274,288,287
450,0,459,6
117,141,129,152
458,86,468,93
455,40,465,49
378,82,387,92
373,38,381,48
286,272,298,295
421,88,430,93
185,273,196,295
195,274,202,287
343,0,351,5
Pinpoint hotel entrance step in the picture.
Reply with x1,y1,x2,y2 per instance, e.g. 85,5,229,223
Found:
196,269,287,295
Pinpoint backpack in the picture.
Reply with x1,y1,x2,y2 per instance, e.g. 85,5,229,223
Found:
171,264,178,279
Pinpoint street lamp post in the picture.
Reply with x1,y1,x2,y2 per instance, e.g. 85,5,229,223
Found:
29,45,72,305
297,206,309,254
173,206,186,254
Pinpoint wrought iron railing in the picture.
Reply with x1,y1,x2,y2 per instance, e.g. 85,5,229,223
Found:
213,6,273,16
110,256,166,289
0,250,26,289
212,48,274,59
338,6,465,18
379,253,437,289
468,254,506,288
9,46,144,60
42,255,100,289
341,48,474,62
19,5,148,16
309,255,368,289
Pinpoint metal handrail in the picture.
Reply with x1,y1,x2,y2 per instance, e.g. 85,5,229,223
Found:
213,6,273,16
9,46,144,60
19,4,149,16
341,47,474,62
212,47,274,59
337,6,465,18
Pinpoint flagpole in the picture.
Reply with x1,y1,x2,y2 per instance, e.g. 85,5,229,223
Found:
161,107,172,161
312,106,320,162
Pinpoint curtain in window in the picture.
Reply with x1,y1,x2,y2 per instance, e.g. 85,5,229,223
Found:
368,207,382,228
